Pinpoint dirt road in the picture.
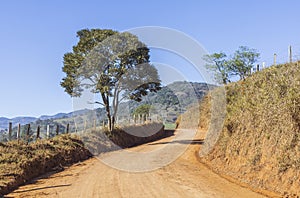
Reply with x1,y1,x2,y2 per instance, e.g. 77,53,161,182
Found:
6,129,266,198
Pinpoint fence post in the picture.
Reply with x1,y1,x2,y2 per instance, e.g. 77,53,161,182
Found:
8,122,12,141
75,122,78,132
84,120,87,131
93,119,96,130
26,124,30,143
46,125,50,139
17,123,21,142
66,123,70,134
36,126,40,140
289,45,292,63
56,124,59,136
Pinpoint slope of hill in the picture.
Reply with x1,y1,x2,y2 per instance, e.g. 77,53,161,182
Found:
197,61,300,197
118,81,213,123
0,81,212,140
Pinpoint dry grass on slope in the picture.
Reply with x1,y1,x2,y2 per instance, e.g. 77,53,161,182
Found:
200,61,300,197
0,135,91,195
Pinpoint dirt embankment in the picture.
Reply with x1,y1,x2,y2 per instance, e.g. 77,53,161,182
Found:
0,123,165,196
197,62,300,197
0,135,91,195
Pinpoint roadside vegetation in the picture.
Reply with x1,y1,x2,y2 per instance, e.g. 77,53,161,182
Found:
0,135,91,195
179,61,300,197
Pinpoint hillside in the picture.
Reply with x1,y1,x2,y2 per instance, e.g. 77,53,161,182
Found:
195,61,300,197
119,81,213,123
0,81,212,140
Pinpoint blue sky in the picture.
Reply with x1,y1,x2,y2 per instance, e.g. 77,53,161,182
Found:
1,0,300,118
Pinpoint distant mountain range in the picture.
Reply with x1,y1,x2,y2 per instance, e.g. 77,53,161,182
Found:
0,81,214,131
0,109,90,130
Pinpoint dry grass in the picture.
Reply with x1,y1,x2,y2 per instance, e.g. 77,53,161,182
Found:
196,61,300,197
0,135,91,195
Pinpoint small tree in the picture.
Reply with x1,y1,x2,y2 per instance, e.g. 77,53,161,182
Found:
133,104,152,116
61,29,161,131
204,52,230,84
229,46,260,80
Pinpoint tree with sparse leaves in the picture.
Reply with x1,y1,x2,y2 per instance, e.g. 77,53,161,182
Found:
204,52,230,84
61,29,161,131
205,46,260,83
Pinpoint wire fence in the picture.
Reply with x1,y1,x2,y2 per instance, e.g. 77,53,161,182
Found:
248,45,300,75
0,114,163,143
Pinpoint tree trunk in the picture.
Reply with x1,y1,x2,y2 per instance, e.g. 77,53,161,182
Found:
111,84,120,131
101,92,113,132
112,116,115,130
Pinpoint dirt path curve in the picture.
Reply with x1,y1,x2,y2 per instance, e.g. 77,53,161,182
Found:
6,129,266,198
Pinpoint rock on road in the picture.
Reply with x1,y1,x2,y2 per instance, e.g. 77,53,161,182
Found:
6,129,266,198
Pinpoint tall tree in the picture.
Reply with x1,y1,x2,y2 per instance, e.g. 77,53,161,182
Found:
204,52,230,84
61,29,161,131
229,46,260,80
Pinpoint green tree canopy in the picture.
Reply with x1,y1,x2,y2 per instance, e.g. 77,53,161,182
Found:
229,46,260,80
133,104,152,116
204,46,260,83
61,29,161,131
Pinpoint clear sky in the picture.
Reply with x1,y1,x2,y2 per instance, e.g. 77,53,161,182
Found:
1,0,300,118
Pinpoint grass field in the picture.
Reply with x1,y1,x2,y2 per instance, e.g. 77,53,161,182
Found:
164,123,176,130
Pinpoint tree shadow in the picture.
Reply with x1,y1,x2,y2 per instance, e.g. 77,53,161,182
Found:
163,130,176,138
148,138,204,146
5,184,71,195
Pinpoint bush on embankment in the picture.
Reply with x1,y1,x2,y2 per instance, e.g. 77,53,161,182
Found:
82,122,165,155
199,61,300,197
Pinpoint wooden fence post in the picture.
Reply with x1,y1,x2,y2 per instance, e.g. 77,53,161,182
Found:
84,120,87,131
17,123,21,142
46,125,50,139
66,123,70,134
56,124,59,136
93,119,96,130
26,124,30,143
75,122,78,132
36,126,40,140
8,122,12,141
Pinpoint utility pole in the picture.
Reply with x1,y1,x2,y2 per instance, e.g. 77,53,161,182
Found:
289,45,292,63
274,53,277,66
